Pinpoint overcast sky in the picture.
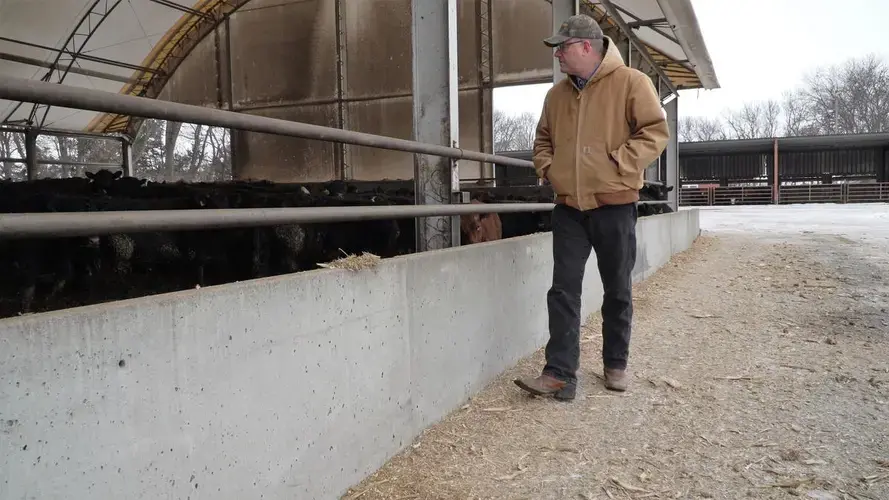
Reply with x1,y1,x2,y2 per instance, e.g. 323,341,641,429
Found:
495,0,889,120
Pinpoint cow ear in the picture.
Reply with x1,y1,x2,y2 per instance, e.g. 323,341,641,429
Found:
667,185,674,192
84,171,94,179
114,170,123,179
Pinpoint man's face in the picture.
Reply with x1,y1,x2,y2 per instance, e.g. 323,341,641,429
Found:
554,38,587,76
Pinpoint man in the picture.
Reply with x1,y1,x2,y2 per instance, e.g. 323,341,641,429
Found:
514,14,669,399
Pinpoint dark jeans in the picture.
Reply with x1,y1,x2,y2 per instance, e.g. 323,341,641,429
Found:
543,202,637,384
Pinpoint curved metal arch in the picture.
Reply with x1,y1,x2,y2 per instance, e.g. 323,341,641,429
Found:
0,0,125,126
30,0,126,128
86,0,253,138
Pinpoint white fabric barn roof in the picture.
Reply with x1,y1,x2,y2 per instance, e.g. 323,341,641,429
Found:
0,0,719,135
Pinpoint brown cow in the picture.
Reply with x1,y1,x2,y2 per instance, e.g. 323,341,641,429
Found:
460,199,503,244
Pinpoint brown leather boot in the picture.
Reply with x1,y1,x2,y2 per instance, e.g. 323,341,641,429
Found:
604,368,628,392
514,374,567,396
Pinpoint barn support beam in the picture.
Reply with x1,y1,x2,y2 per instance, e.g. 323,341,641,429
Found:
477,0,495,186
646,78,666,183
616,35,631,67
121,137,133,177
773,139,780,204
411,0,461,251
24,128,37,181
664,94,678,211
877,147,889,182
552,0,579,83
542,0,578,188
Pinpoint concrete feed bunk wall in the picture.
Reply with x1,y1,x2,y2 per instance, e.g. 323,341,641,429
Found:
0,209,700,499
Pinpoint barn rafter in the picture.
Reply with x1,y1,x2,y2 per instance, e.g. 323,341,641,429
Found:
0,0,249,138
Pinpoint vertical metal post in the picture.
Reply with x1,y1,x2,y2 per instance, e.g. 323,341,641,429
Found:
216,16,235,181
664,93,679,211
24,128,38,180
617,34,630,66
220,16,242,180
334,0,351,180
627,39,633,68
121,136,133,177
477,0,495,185
772,138,780,204
543,0,574,189
411,0,460,250
551,0,577,83
646,77,664,183
876,147,886,183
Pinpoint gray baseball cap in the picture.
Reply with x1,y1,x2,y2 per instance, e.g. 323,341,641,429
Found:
543,14,604,47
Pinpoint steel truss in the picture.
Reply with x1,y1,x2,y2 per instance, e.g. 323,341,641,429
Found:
97,0,250,137
28,0,124,129
581,0,698,92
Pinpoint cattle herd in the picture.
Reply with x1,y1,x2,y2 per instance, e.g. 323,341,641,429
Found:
0,169,672,318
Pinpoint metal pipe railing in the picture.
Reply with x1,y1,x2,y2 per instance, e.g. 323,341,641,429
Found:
0,75,673,239
0,157,122,168
0,203,556,239
0,75,534,169
0,199,677,239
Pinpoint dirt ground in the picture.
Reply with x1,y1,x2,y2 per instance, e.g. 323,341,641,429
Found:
342,227,889,500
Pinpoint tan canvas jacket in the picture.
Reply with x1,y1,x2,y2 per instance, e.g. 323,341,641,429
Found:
533,36,670,211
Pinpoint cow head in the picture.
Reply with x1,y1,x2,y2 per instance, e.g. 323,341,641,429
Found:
462,213,492,244
85,169,123,194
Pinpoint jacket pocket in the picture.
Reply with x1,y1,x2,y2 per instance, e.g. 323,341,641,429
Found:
578,140,624,194
547,144,575,197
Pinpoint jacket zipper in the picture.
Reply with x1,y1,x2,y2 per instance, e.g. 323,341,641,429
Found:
575,85,584,211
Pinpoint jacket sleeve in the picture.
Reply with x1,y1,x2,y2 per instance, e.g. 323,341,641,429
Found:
610,73,670,180
532,94,553,179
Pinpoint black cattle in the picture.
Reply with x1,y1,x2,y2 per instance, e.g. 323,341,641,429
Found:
0,169,676,318
0,192,102,314
638,182,675,216
639,182,673,202
84,169,149,195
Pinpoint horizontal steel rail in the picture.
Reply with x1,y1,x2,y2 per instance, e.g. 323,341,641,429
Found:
0,203,556,239
0,157,122,168
35,159,122,168
0,51,134,85
0,75,534,170
0,76,674,239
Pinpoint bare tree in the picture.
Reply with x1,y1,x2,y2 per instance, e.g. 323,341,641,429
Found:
678,54,888,142
723,99,782,139
679,116,727,142
762,99,781,138
493,110,537,152
780,89,818,136
802,54,889,135
0,130,28,180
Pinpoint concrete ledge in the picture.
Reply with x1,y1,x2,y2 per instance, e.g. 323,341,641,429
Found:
0,209,700,500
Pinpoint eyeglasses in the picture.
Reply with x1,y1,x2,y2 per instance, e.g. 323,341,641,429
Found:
555,40,584,52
